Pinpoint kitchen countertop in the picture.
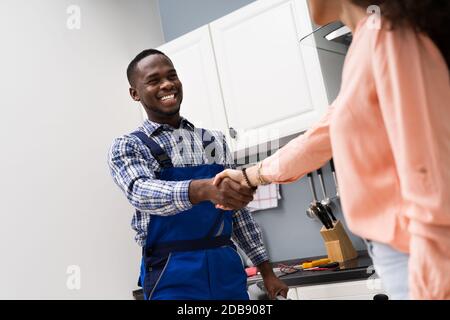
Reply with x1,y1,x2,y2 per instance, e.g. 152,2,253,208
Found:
247,250,374,288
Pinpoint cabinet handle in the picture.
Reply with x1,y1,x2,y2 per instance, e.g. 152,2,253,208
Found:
229,127,237,139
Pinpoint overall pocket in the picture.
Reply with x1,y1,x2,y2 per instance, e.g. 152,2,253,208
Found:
143,252,172,300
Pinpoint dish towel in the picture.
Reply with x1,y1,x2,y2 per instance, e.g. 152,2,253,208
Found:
247,184,281,212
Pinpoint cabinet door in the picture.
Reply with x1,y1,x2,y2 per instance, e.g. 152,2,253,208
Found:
287,287,299,300
295,279,389,300
152,26,231,144
210,0,328,152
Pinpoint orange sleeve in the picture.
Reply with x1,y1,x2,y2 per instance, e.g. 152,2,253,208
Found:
261,104,334,183
372,27,450,299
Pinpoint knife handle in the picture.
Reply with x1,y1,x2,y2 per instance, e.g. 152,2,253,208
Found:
317,262,339,269
330,159,335,172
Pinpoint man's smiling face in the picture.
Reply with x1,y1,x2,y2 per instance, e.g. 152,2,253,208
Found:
129,54,183,122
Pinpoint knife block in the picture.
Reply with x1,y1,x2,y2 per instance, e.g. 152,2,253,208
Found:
320,220,358,262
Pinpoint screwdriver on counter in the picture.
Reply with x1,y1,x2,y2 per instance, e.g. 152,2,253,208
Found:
303,262,340,271
278,258,339,275
298,258,333,269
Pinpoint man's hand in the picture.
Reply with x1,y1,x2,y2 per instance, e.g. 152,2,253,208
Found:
212,169,259,211
189,177,254,210
262,274,289,300
258,261,289,299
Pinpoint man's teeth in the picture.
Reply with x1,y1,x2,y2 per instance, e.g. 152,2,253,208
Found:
160,94,175,101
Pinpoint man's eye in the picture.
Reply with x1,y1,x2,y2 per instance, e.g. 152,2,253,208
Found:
168,74,178,80
147,79,159,85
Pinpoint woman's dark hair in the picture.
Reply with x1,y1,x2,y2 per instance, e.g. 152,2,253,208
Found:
351,0,449,68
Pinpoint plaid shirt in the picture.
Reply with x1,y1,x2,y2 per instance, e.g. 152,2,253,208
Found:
108,117,268,266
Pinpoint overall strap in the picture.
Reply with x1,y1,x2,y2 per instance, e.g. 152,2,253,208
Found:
131,131,173,168
205,210,225,238
200,129,224,237
145,235,233,257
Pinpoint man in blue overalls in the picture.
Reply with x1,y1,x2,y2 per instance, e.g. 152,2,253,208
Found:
108,49,288,300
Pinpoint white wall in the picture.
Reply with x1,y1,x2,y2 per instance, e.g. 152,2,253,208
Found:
0,0,164,299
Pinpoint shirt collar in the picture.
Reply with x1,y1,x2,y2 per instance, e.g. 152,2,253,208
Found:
141,116,196,136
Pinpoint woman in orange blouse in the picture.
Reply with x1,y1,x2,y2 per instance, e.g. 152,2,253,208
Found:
214,0,450,299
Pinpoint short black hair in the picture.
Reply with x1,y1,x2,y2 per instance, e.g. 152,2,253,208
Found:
126,49,171,86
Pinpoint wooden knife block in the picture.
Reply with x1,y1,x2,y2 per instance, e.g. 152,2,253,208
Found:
320,220,358,262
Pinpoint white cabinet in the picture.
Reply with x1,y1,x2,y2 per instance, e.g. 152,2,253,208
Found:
295,278,389,300
152,0,333,153
249,278,388,300
155,26,232,144
286,287,299,300
210,0,329,151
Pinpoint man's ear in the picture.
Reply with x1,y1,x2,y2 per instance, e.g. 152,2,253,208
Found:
129,87,140,101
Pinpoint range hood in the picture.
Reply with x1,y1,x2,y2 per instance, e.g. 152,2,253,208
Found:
300,21,352,55
325,23,352,45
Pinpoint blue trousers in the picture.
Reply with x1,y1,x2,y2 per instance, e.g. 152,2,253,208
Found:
365,240,410,300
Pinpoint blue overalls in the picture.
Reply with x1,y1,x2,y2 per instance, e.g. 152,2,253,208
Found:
131,131,248,300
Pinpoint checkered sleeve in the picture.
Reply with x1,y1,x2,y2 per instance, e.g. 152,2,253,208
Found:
231,208,269,266
213,132,269,266
108,135,193,215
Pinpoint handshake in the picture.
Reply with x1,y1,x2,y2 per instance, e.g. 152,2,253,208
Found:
188,168,258,211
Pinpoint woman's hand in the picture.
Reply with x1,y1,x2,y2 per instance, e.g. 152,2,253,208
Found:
213,169,245,187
